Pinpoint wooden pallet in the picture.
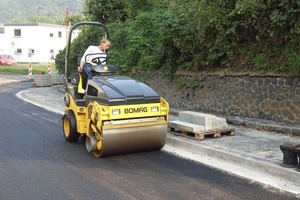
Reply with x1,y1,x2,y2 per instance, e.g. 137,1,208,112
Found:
168,126,235,141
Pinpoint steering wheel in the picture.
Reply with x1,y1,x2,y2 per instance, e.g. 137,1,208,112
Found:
91,56,107,65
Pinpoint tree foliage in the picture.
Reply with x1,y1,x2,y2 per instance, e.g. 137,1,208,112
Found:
55,0,300,75
84,0,155,23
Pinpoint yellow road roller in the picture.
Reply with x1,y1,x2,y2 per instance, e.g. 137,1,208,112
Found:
62,21,169,157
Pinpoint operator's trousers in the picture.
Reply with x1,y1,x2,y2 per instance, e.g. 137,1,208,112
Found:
82,63,95,89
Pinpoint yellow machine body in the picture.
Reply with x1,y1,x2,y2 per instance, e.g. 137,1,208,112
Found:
63,90,169,157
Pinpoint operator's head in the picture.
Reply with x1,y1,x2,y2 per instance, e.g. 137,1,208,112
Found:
99,39,111,52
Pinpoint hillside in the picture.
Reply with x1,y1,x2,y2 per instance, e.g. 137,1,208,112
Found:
0,0,85,24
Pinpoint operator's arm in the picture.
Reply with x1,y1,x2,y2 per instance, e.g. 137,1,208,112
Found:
78,46,92,72
78,61,85,72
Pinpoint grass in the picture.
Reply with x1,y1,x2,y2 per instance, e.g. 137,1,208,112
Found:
0,65,58,75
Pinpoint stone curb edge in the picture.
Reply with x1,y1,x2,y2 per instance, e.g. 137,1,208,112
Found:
16,90,64,115
166,133,300,185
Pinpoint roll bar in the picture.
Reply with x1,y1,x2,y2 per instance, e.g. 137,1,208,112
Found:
64,21,109,77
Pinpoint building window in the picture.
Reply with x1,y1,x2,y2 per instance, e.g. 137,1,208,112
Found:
49,33,54,37
28,49,34,57
14,29,21,37
15,48,22,54
0,27,4,34
50,49,54,53
58,31,62,38
29,49,35,55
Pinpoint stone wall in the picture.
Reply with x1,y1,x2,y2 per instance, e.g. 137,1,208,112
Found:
133,71,300,124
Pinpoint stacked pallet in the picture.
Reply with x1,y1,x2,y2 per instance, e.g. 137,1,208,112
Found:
51,73,64,85
34,74,52,87
168,111,235,140
33,73,65,87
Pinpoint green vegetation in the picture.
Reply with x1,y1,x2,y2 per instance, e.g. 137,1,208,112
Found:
0,66,55,75
54,0,300,76
0,0,85,24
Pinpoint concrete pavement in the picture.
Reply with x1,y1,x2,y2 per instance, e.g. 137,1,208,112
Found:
0,74,31,85
1,74,300,197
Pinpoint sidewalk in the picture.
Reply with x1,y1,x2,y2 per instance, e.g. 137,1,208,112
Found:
0,74,31,85
2,75,300,197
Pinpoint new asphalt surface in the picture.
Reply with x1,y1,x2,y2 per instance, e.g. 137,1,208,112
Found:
1,74,300,197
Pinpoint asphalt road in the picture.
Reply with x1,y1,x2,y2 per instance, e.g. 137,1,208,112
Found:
0,82,298,200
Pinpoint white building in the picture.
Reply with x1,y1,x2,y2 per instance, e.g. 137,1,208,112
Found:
0,23,75,64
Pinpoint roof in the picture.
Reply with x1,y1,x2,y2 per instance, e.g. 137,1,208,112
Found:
3,23,65,28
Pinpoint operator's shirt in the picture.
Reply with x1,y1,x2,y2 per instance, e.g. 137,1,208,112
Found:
81,45,106,65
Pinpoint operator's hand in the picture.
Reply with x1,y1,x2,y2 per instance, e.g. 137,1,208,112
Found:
77,66,83,73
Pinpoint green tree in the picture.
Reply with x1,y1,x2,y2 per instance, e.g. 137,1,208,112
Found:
84,0,156,23
56,0,300,75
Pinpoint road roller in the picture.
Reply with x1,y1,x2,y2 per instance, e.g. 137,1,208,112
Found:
62,21,169,157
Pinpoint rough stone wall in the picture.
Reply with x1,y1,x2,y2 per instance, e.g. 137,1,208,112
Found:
133,71,300,124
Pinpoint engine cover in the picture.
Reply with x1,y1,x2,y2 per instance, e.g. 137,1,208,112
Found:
85,75,161,105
